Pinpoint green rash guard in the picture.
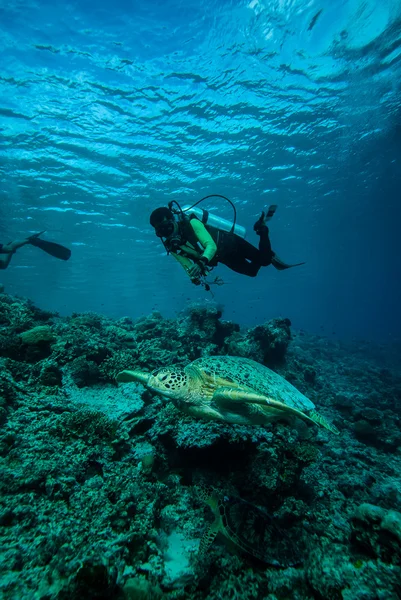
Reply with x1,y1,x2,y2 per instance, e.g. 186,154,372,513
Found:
171,219,217,279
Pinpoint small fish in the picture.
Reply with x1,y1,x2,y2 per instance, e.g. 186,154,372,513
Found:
308,9,322,31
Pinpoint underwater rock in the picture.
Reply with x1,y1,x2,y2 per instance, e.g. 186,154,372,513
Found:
370,479,401,510
228,317,292,365
68,356,102,387
0,367,19,406
353,417,401,451
123,575,162,599
179,303,239,359
306,543,401,600
0,331,22,360
67,560,119,599
353,419,378,441
251,317,292,362
0,293,401,599
38,361,63,386
351,503,401,564
303,366,316,384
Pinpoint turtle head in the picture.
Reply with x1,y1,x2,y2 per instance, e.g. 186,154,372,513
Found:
196,484,220,508
147,365,190,400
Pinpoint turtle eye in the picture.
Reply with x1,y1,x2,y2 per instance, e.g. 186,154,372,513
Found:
159,374,168,382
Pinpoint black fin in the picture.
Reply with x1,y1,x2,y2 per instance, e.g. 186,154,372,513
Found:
29,237,71,261
271,252,305,270
266,204,277,221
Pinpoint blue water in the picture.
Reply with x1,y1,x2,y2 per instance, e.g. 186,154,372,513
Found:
1,0,401,342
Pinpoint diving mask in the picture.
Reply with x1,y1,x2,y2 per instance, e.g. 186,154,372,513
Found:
155,219,175,238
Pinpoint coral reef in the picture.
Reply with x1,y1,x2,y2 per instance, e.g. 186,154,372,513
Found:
0,292,401,599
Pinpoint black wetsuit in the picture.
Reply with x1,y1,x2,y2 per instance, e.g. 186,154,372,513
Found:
207,226,272,277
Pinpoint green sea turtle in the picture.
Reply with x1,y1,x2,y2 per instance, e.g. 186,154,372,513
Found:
116,355,338,434
197,485,302,567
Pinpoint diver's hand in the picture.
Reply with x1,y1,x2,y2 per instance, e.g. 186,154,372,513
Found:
188,263,203,281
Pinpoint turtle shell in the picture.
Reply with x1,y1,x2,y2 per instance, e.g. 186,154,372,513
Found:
191,356,315,412
218,494,302,567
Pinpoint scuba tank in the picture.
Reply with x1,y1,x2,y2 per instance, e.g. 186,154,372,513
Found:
181,205,247,239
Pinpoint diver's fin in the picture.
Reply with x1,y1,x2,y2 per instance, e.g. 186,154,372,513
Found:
265,204,277,221
254,205,278,234
271,252,305,270
28,231,46,240
29,236,71,261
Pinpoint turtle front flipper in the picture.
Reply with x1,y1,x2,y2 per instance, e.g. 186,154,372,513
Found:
199,520,221,558
187,405,226,421
212,387,338,434
116,370,150,386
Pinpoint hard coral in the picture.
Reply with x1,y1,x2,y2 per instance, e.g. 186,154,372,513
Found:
55,408,118,442
0,296,35,330
68,356,102,387
20,325,55,345
246,317,292,364
225,317,292,365
178,303,239,360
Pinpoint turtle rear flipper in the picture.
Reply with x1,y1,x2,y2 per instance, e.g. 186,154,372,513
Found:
222,495,303,568
260,522,303,568
308,410,339,435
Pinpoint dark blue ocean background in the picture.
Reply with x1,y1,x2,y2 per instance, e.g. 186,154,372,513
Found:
1,0,401,342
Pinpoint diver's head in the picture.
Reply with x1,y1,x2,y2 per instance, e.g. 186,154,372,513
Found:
150,207,177,238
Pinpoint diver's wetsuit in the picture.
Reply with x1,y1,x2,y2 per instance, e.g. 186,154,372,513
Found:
211,226,272,277
169,217,274,280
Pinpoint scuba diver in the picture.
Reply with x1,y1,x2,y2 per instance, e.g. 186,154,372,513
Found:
149,195,304,288
0,231,71,270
